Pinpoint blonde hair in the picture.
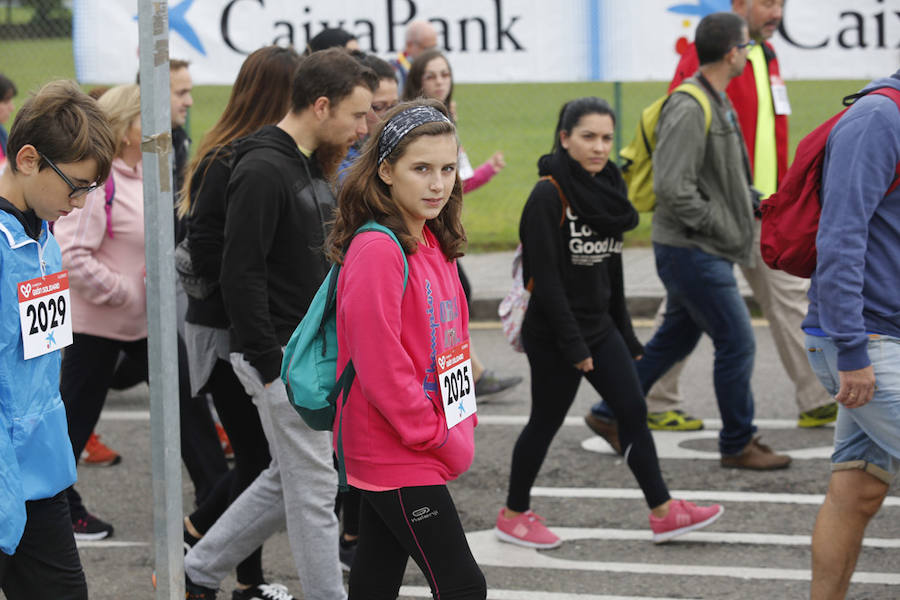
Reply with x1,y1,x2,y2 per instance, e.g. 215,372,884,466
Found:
97,84,141,157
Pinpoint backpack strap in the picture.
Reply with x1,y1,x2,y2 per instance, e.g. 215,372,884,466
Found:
331,220,411,492
538,175,570,227
863,88,900,196
672,82,713,134
528,175,571,293
103,176,116,239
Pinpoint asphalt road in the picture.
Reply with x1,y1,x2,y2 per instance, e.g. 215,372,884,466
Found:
35,324,900,600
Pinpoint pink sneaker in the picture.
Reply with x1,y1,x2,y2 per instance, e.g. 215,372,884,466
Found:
649,499,724,544
494,508,561,549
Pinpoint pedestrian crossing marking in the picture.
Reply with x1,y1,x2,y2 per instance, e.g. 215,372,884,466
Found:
530,487,900,507
464,530,900,585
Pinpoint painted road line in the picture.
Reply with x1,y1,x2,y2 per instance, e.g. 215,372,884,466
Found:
490,527,900,549
530,486,900,508
401,586,699,600
76,540,149,548
476,416,810,429
101,410,150,421
580,431,832,460
465,530,900,585
469,319,772,329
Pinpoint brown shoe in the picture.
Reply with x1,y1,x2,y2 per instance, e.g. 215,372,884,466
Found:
720,436,791,470
584,413,623,455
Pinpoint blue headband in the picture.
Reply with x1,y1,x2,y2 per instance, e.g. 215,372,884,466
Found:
377,105,452,165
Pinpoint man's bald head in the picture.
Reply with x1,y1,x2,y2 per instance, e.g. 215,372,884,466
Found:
404,20,438,59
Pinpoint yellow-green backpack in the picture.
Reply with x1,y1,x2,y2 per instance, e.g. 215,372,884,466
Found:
619,82,712,212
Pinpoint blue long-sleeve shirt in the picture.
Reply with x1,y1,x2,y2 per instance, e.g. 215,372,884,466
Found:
803,71,900,370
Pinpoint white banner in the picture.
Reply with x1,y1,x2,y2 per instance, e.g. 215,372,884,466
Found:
73,0,900,85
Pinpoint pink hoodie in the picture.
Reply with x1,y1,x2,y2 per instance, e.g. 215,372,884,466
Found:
53,158,147,341
334,227,476,490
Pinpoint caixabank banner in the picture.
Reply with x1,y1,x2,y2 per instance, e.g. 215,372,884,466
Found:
72,0,900,84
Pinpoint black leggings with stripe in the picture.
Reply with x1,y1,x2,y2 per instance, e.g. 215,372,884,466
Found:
349,485,486,600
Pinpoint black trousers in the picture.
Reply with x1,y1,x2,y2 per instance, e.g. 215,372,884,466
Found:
0,491,87,600
507,327,671,512
188,358,270,585
60,332,228,518
349,485,486,600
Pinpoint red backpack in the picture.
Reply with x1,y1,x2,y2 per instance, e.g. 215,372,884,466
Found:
759,87,900,278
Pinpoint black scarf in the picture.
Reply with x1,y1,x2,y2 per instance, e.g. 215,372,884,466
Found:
537,150,638,237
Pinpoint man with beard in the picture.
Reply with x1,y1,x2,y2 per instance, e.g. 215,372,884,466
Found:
183,48,376,600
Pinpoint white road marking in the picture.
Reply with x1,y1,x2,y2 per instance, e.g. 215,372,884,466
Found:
100,410,150,421
580,431,832,460
483,526,900,549
465,530,900,585
530,487,900,507
401,586,699,600
76,540,149,548
476,416,809,429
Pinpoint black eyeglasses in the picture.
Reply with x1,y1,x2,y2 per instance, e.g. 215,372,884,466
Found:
735,39,757,50
38,151,99,199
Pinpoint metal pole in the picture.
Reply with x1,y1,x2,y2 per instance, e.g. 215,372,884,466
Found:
137,2,183,598
614,80,623,162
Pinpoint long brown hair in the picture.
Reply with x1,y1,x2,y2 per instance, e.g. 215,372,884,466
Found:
326,98,466,264
402,49,453,112
177,46,300,217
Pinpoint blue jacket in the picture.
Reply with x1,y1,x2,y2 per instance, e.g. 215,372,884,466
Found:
804,71,900,370
0,209,77,555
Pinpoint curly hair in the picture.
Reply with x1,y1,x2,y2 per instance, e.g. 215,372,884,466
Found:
326,98,466,264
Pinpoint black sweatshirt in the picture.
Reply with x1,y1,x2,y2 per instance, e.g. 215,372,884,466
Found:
185,149,232,328
519,164,643,366
220,125,335,383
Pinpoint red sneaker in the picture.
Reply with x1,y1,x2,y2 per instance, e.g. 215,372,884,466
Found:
216,423,234,460
81,432,121,467
649,499,723,543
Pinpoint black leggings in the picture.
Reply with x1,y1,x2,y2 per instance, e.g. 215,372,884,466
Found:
60,333,228,518
187,358,271,586
349,485,486,600
0,492,87,600
507,328,670,512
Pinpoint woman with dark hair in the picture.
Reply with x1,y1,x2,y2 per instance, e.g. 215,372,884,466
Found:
328,98,486,599
495,97,725,549
177,45,302,600
403,49,520,396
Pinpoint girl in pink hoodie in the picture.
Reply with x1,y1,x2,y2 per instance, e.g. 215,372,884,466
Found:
328,99,486,599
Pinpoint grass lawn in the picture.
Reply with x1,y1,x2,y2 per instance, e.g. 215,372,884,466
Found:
0,37,868,251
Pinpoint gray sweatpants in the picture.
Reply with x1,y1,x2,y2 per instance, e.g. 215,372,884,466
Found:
184,353,345,600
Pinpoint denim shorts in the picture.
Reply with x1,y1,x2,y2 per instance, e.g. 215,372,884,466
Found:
806,334,900,483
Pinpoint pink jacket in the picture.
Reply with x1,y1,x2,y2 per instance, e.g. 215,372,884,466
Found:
334,227,476,489
54,158,147,341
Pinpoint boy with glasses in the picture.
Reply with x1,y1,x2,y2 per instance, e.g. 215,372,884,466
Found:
0,80,115,599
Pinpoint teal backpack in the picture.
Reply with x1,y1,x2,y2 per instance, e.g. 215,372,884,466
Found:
281,221,408,490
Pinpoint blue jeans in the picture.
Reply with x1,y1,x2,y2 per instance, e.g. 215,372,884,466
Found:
806,334,900,484
592,244,756,455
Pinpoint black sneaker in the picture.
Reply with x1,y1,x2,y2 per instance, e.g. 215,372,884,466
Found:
339,536,358,572
72,513,114,541
475,370,522,396
186,574,217,599
232,583,294,600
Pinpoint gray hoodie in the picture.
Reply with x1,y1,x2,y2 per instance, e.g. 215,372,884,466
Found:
651,75,756,265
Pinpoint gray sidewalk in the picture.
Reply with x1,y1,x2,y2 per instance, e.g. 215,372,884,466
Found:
463,247,754,320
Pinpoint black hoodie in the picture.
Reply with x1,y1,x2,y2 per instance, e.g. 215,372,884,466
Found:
519,151,642,365
220,125,334,383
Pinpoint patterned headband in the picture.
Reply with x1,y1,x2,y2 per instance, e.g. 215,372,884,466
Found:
377,105,452,165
